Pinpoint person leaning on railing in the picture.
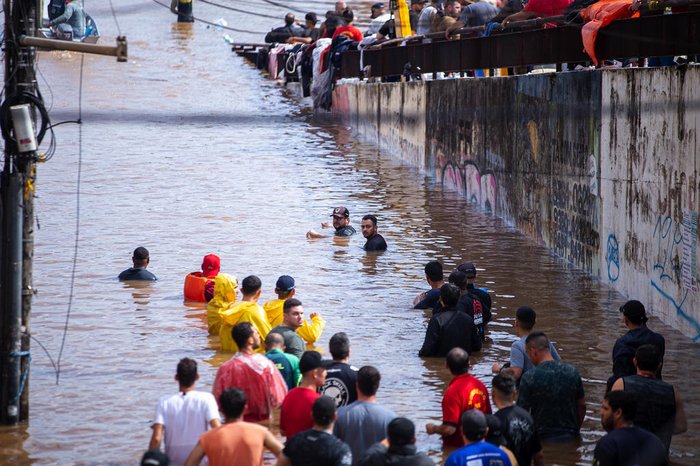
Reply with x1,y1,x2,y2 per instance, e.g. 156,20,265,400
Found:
501,0,572,25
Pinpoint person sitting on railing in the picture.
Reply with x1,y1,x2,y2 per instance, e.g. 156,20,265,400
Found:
445,0,499,38
431,0,462,32
332,8,364,41
287,12,321,44
501,0,572,26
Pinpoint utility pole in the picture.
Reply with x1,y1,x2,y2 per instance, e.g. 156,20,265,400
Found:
0,0,37,425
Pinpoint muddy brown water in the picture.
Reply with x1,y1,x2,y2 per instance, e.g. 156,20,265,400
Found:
0,1,697,465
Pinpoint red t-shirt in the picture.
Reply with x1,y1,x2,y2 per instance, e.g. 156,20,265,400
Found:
523,0,573,16
280,387,320,439
442,373,492,447
332,25,364,42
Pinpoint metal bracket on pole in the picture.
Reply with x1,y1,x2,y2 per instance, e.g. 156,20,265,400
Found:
18,35,128,62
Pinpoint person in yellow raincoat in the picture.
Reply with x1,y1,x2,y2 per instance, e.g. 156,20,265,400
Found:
219,275,271,352
263,275,326,351
206,273,238,335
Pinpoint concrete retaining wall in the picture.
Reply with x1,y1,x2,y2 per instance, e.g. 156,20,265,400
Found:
333,67,700,341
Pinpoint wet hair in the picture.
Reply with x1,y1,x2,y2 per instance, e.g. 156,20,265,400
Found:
241,275,262,295
265,331,284,348
525,331,549,351
491,373,517,398
448,270,467,290
312,396,336,427
425,261,443,282
176,358,198,388
604,390,637,421
329,332,350,360
341,7,354,23
446,347,469,375
283,297,302,313
232,322,255,349
219,387,247,419
133,246,149,261
440,283,460,308
635,344,662,372
362,214,378,226
284,13,295,26
357,365,381,396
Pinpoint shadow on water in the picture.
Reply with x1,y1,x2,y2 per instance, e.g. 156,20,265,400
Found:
0,1,698,465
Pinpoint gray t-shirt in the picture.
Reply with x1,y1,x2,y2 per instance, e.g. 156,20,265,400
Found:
270,325,305,359
511,335,560,375
333,401,396,466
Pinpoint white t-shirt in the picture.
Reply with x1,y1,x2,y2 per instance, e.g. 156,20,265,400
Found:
153,390,220,466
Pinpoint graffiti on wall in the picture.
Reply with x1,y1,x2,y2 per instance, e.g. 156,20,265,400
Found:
650,214,700,340
441,159,497,213
606,234,620,282
551,179,600,273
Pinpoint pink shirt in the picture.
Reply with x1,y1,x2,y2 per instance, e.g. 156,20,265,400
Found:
213,353,287,422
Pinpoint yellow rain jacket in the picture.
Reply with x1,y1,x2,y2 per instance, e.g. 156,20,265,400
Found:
206,273,238,335
219,301,270,352
263,298,326,350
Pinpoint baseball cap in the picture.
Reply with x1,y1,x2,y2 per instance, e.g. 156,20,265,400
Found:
461,409,488,440
620,300,647,323
388,417,415,446
141,449,170,466
411,0,427,4
516,306,536,325
371,2,385,9
330,206,350,218
457,261,477,278
275,275,295,292
201,254,220,278
299,350,327,373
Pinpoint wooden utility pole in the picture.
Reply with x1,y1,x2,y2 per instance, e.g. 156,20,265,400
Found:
0,0,37,425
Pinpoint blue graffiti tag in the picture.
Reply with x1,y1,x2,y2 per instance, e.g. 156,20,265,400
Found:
650,281,700,341
606,234,620,282
652,216,683,283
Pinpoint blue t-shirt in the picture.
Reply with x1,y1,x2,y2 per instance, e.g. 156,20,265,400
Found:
511,336,560,376
333,401,396,466
444,441,512,466
118,267,157,281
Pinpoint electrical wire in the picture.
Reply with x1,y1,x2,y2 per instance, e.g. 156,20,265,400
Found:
198,0,279,20
108,0,123,36
55,53,84,385
150,0,262,34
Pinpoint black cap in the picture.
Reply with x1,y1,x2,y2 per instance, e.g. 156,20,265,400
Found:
275,275,295,292
620,300,647,323
457,261,477,278
371,2,385,9
461,409,487,440
516,306,536,325
299,350,326,373
141,449,170,466
331,206,350,218
388,417,415,446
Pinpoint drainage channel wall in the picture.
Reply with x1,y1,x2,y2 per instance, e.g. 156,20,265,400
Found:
332,67,700,341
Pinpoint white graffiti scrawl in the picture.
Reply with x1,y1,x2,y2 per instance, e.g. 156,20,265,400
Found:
442,160,497,213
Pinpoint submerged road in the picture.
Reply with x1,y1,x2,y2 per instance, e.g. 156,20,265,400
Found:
0,1,697,464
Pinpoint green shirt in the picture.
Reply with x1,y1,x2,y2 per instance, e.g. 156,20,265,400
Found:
270,325,306,359
266,348,301,389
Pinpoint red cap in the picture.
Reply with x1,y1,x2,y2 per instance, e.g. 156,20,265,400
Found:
201,254,220,278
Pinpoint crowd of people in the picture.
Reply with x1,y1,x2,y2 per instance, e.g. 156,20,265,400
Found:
119,231,686,466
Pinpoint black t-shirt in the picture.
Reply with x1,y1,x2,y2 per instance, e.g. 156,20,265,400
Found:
495,405,542,466
457,291,487,339
335,225,356,236
284,429,353,466
118,267,157,281
320,362,359,407
414,288,441,310
305,27,320,41
593,426,667,466
377,19,396,39
418,308,482,357
364,234,387,251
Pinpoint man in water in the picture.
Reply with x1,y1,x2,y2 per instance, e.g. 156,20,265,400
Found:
118,247,157,281
307,207,356,238
360,215,387,251
413,261,444,310
148,358,220,465
270,298,307,359
48,0,85,39
320,332,359,407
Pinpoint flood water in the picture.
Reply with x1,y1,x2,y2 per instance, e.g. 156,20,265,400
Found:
0,1,698,464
